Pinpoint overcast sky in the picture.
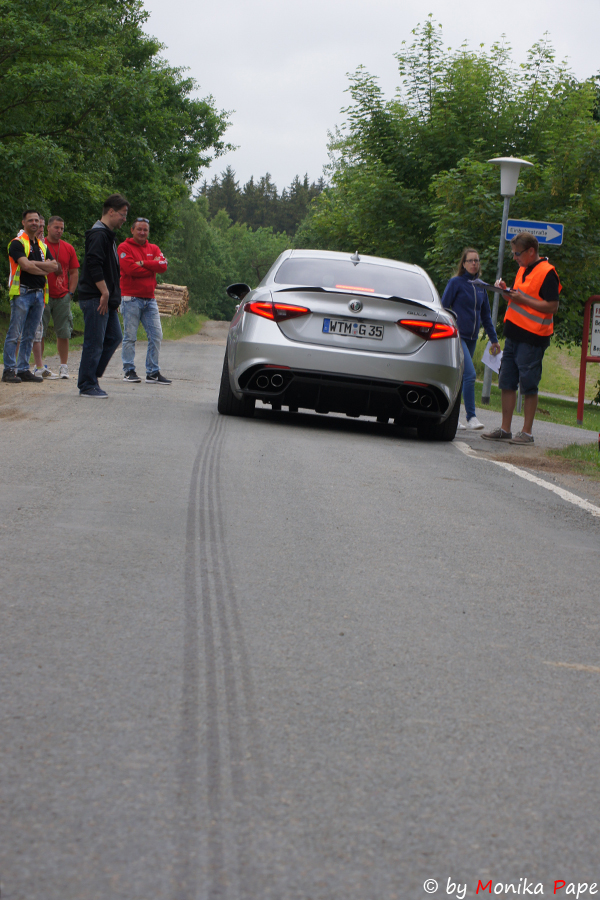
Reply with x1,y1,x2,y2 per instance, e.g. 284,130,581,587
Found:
144,0,599,192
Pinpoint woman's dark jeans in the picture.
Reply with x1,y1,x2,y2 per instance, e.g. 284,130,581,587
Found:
77,299,122,392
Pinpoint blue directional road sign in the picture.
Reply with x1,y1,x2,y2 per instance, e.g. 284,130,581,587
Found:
506,219,564,245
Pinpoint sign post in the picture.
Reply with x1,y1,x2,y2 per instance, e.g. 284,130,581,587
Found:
577,295,600,425
481,157,534,404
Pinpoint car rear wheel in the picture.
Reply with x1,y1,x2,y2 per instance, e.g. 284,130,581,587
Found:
416,392,460,442
217,353,255,417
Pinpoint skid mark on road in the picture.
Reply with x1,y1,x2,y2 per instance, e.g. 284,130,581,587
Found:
454,441,600,518
176,415,266,900
544,661,600,674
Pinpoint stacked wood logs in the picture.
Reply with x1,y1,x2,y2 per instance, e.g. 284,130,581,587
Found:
154,283,189,317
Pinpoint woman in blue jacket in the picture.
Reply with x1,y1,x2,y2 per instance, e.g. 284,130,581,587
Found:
441,248,501,431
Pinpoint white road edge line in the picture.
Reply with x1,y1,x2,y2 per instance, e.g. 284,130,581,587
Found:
454,441,600,518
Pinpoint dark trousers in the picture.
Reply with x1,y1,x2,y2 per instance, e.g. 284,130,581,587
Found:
77,299,122,392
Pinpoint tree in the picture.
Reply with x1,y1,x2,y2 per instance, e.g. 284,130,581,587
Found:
163,197,234,319
199,166,241,222
0,0,231,247
297,18,600,341
162,197,290,320
239,174,279,230
217,217,290,285
199,168,325,235
279,175,326,236
427,88,600,342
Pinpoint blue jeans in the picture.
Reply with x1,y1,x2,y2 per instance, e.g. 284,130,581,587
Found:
121,297,163,376
3,287,44,371
77,300,122,392
460,337,478,421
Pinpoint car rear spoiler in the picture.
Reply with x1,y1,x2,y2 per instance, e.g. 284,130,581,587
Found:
273,285,435,311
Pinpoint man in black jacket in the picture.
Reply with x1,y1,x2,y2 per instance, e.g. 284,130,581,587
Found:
77,194,129,397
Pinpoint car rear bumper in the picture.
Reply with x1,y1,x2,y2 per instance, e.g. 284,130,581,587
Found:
228,323,463,421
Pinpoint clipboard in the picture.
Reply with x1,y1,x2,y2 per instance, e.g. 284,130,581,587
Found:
472,278,516,295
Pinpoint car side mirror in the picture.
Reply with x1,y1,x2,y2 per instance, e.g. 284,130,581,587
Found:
227,283,251,302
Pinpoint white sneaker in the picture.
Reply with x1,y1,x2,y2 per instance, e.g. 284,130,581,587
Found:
34,365,59,380
59,364,69,379
457,421,467,431
466,416,485,430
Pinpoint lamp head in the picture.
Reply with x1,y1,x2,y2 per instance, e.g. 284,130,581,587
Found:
488,157,534,197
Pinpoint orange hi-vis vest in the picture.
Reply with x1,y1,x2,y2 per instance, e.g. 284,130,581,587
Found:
504,259,561,338
7,234,50,304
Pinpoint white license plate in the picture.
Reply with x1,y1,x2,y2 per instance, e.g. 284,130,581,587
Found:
322,318,384,340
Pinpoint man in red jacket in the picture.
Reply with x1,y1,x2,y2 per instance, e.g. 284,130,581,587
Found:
119,217,170,384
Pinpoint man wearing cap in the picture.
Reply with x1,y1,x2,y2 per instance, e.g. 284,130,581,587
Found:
119,217,171,385
482,232,561,445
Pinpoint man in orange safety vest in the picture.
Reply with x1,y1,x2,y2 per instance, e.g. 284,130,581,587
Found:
3,210,58,384
482,231,561,446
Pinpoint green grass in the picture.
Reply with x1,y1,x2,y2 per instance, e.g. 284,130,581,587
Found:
0,305,207,364
158,312,207,340
548,442,600,479
474,382,600,431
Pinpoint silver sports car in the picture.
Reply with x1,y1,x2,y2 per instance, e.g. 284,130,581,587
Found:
217,249,463,441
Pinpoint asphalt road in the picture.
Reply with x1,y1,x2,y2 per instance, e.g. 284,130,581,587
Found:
2,325,600,900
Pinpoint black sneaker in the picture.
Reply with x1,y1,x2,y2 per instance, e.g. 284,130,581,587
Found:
18,369,43,383
79,385,108,398
146,371,172,385
2,368,21,384
123,370,141,383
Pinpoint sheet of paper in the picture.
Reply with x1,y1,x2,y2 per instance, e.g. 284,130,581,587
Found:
481,341,502,374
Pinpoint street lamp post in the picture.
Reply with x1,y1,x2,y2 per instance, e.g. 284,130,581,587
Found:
481,157,534,404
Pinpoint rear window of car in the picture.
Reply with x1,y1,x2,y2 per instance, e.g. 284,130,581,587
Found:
274,258,434,302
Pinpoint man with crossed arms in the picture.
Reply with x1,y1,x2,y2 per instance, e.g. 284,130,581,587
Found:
3,210,58,383
119,217,171,385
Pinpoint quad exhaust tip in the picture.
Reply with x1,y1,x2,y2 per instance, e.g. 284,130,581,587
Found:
271,373,284,388
256,375,269,389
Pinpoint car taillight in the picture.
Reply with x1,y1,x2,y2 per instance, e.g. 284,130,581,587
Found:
273,302,311,322
397,319,458,340
244,301,311,322
244,300,275,319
